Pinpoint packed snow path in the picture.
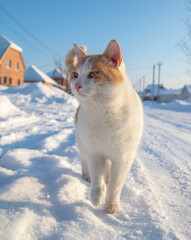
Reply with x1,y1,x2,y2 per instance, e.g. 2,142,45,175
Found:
0,83,190,240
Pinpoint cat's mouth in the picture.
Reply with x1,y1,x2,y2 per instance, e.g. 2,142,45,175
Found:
74,89,90,99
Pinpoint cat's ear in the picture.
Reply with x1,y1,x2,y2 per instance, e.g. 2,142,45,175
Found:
73,44,87,60
103,40,123,67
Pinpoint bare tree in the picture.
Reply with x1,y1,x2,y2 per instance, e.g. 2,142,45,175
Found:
181,0,191,75
54,57,70,93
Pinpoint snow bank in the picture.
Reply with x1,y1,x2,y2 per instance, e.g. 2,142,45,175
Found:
0,95,20,118
0,148,40,170
2,82,78,106
144,98,191,112
0,85,8,90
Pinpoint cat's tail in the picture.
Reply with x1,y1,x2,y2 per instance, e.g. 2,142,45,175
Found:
65,45,87,74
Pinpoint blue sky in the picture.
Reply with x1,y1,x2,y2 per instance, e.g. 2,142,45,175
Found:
0,0,190,88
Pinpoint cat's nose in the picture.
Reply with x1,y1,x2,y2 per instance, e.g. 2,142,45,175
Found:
75,82,82,92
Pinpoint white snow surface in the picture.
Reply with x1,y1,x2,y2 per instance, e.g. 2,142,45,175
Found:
0,83,190,240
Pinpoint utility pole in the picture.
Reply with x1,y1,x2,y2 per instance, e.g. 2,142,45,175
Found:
152,65,155,103
142,76,145,99
157,63,162,102
139,79,142,93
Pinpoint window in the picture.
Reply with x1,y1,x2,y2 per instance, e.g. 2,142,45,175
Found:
16,62,19,71
9,78,12,85
3,76,7,84
6,59,11,69
18,79,21,85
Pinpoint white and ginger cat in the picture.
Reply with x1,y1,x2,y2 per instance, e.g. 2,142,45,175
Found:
65,40,143,214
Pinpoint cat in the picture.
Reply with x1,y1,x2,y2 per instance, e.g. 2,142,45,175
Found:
65,40,143,214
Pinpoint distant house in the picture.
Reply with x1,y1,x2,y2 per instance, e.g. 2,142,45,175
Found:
47,68,70,92
24,65,57,86
159,88,182,103
47,68,66,85
160,85,191,103
144,84,166,100
180,85,191,99
0,35,26,87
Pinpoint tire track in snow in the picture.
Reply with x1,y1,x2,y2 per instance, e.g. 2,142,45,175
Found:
135,106,191,240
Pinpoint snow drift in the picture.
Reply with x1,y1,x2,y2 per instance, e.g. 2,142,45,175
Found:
0,95,21,118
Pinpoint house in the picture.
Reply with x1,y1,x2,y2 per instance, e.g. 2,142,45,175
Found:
159,88,182,103
159,85,191,103
143,84,166,100
0,35,26,87
47,68,70,92
24,65,57,86
47,68,66,86
180,85,191,99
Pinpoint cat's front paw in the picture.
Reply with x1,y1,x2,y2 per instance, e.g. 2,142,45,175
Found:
91,185,106,206
82,174,91,183
104,201,120,214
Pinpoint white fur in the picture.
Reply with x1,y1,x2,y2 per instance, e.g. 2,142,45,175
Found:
72,59,143,214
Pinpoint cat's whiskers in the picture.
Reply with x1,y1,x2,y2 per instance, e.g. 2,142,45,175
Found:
90,96,96,120
92,94,105,111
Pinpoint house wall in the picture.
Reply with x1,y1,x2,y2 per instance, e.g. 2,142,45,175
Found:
52,77,71,93
24,80,54,87
0,48,25,87
43,82,54,87
53,77,66,87
180,88,191,99
159,94,180,103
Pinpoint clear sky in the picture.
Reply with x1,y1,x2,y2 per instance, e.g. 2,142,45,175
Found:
0,0,190,89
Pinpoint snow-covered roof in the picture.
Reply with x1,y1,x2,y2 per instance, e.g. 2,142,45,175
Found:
161,88,182,96
0,35,22,59
145,84,166,97
145,84,165,90
24,65,57,85
144,84,183,97
47,68,67,79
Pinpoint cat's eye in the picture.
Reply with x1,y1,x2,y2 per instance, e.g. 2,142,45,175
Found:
72,72,78,78
88,72,97,78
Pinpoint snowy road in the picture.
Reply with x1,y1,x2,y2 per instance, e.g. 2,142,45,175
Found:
0,83,190,240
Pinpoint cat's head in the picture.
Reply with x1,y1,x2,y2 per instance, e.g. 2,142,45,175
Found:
69,40,125,104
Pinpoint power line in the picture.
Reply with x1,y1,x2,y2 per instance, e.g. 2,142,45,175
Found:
159,33,190,62
0,19,52,60
0,3,61,58
38,63,55,69
127,66,152,71
137,33,190,90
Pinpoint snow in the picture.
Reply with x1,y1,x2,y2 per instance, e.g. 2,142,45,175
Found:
0,85,8,90
0,95,21,118
24,65,57,85
0,35,22,59
0,83,191,240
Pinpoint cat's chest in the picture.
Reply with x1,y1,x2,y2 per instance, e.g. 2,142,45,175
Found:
77,108,128,151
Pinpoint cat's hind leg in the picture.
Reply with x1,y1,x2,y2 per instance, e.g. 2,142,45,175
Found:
104,159,111,185
76,133,91,182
